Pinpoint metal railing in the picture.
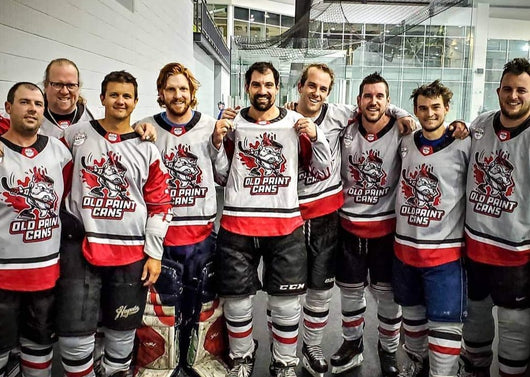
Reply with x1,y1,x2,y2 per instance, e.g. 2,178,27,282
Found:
193,0,230,69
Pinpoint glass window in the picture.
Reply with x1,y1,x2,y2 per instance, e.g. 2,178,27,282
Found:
508,40,530,60
485,69,502,83
234,7,249,21
406,25,426,36
445,26,466,37
281,15,294,28
250,24,266,39
403,37,425,67
366,24,383,35
382,67,403,81
487,39,507,52
250,10,265,24
267,25,282,38
486,51,507,70
267,12,280,26
234,20,249,38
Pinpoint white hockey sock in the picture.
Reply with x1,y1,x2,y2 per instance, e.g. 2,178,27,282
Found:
497,306,530,376
428,321,462,376
370,282,402,353
223,296,255,360
302,288,332,346
100,328,135,375
339,284,366,341
269,295,301,366
59,335,95,377
402,305,428,359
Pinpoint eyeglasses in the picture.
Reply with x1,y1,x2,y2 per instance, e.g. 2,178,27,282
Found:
48,82,80,91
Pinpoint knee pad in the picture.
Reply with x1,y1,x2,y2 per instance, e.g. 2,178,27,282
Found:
340,284,366,312
370,282,401,318
463,297,495,343
223,296,253,323
59,335,95,361
304,289,332,311
268,296,300,324
497,307,530,362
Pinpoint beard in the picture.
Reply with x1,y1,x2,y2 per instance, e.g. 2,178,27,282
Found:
166,99,191,118
500,101,530,121
250,94,274,112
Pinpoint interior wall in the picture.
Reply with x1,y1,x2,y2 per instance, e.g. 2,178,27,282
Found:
0,0,200,121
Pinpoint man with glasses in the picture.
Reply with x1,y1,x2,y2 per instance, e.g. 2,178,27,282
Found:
40,58,95,138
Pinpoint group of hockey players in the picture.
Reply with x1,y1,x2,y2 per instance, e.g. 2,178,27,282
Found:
0,55,529,377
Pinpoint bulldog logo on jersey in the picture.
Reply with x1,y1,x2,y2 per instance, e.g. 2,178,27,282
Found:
469,150,517,217
2,167,59,242
347,150,389,204
400,164,445,226
81,151,136,219
239,132,291,195
164,144,207,207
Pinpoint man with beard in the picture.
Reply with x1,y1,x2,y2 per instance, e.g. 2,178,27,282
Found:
134,62,229,374
55,71,171,377
393,80,470,377
0,82,72,377
211,61,331,377
459,58,530,377
334,72,405,376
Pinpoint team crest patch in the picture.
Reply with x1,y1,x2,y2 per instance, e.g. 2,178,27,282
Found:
468,150,517,217
2,167,59,241
343,134,353,147
238,132,290,195
421,145,433,156
346,150,389,204
366,133,377,142
399,164,444,226
107,133,119,142
400,146,408,158
472,127,484,140
172,127,184,136
80,151,136,219
73,132,87,146
22,148,36,158
497,130,510,141
163,144,207,207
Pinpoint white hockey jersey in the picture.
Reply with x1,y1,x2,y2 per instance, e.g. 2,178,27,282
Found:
64,120,171,266
0,135,72,291
139,112,228,246
465,110,530,266
339,116,401,238
395,129,470,267
220,107,331,236
40,102,94,139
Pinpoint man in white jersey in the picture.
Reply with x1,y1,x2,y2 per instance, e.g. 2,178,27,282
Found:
394,80,470,377
212,61,331,377
459,58,530,377
0,82,72,377
135,62,228,374
55,71,171,377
